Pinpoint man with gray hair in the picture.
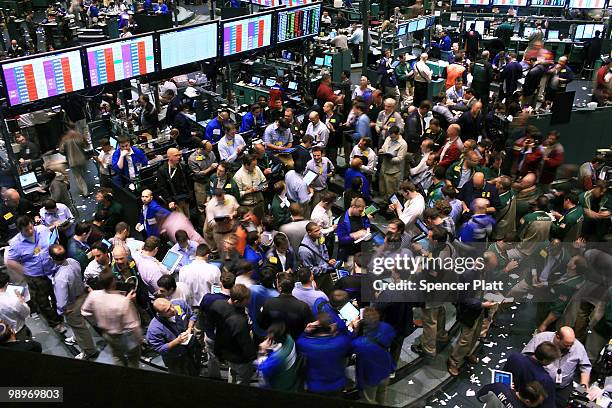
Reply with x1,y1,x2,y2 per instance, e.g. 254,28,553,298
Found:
375,98,404,142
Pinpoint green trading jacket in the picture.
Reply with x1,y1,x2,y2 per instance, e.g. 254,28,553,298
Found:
550,205,584,241
427,180,446,207
445,159,482,188
269,195,292,228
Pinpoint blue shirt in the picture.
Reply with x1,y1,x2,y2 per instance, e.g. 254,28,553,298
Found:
169,240,198,269
204,118,224,144
53,259,85,315
240,111,265,133
440,35,452,51
296,331,352,393
139,200,171,237
111,147,148,181
337,211,371,246
244,245,264,281
7,226,54,277
247,284,279,338
352,322,396,389
459,214,496,242
344,168,371,200
285,170,311,204
353,114,372,142
146,299,197,359
263,123,293,148
292,282,328,309
503,352,556,408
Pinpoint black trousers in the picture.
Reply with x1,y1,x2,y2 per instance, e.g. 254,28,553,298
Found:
26,275,61,327
413,81,428,107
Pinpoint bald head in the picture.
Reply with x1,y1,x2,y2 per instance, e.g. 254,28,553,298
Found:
141,189,154,205
556,326,576,352
167,147,181,165
448,124,461,140
153,298,175,318
350,157,363,169
309,111,320,124
3,188,20,208
473,172,485,188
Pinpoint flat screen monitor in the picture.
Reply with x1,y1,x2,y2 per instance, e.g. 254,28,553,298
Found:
18,172,37,188
323,55,332,67
288,81,298,90
221,12,273,56
568,0,606,7
1,49,85,106
547,30,559,40
265,78,276,87
397,24,407,36
276,3,322,43
454,0,491,5
574,24,605,39
282,0,311,5
247,0,282,6
314,56,324,65
86,35,154,86
492,0,527,5
251,76,262,85
523,26,534,37
529,0,565,6
407,20,418,32
416,18,427,31
426,16,436,27
466,20,485,35
159,23,218,70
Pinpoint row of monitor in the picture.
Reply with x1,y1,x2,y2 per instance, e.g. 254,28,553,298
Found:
396,15,436,36
1,3,322,107
245,0,311,7
454,0,606,7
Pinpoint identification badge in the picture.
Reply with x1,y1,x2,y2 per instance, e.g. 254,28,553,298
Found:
3,212,13,220
196,155,203,161
363,151,369,156
269,256,278,264
539,249,548,258
129,260,136,269
319,167,324,174
555,372,563,384
454,166,460,171
389,118,396,123
174,304,183,315
225,183,231,189
227,141,233,146
213,129,221,135
33,246,41,255
330,119,336,123
275,141,283,146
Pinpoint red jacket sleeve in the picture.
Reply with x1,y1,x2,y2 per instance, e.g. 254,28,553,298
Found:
438,143,461,169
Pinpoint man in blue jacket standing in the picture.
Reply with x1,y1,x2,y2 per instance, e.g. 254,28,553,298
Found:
111,136,148,186
337,197,371,262
205,110,230,144
296,312,352,396
352,307,396,405
137,189,170,238
147,297,198,376
240,104,266,134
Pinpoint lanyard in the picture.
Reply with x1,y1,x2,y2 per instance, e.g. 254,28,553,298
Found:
169,165,177,179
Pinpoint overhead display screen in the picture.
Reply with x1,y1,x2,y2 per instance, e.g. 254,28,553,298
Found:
86,35,155,86
407,20,418,32
529,0,566,6
2,49,85,106
283,0,311,5
248,0,282,6
492,0,528,6
159,23,218,69
276,4,322,43
222,13,273,56
454,0,491,5
568,0,605,7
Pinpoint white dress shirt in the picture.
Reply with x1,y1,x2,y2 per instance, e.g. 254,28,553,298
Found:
178,259,221,307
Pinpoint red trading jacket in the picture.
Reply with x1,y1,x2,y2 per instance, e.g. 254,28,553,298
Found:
438,139,462,169
540,144,565,184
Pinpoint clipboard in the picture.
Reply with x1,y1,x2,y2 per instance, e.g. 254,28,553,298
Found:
303,169,319,186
